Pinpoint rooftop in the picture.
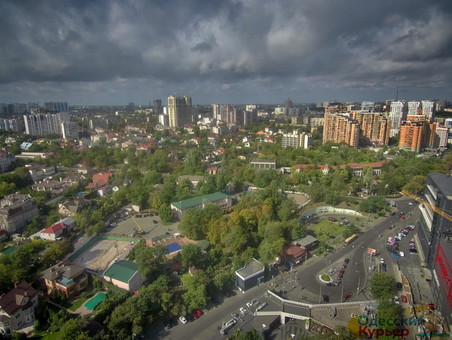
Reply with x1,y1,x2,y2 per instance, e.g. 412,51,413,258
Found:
171,192,230,211
236,258,264,280
103,260,139,283
428,173,452,200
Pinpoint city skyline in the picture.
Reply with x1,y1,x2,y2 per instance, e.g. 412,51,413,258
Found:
1,0,452,105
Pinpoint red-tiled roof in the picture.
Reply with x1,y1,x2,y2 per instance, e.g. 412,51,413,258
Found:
42,222,65,235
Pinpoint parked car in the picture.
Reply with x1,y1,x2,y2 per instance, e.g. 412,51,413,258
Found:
328,217,338,222
344,258,350,264
191,309,202,320
401,295,408,303
394,296,400,304
179,316,188,324
380,258,385,264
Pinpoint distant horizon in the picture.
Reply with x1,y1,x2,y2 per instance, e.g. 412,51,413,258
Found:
3,97,451,109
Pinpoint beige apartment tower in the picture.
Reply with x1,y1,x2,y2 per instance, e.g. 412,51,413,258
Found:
168,96,192,128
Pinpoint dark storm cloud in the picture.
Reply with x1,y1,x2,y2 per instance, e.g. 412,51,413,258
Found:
0,0,451,104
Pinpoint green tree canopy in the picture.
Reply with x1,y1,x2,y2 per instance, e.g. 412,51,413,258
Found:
370,273,397,301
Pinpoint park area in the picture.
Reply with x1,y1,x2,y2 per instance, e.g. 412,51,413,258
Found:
310,220,349,243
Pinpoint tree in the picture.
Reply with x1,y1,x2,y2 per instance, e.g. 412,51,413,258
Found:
359,195,387,213
180,244,203,268
60,318,86,340
370,273,397,301
132,243,167,280
403,175,426,195
158,204,173,223
212,271,234,293
181,272,208,311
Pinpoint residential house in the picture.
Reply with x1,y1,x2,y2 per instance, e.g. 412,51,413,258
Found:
38,223,66,241
0,194,39,234
293,235,319,251
97,185,113,197
284,245,309,267
176,175,206,188
25,164,55,182
42,263,88,298
0,149,15,174
58,198,90,216
102,260,145,292
0,282,39,336
86,171,113,190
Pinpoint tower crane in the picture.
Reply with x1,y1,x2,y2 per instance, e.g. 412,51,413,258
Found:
401,190,452,222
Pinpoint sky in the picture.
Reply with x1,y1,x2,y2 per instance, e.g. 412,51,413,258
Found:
1,0,452,106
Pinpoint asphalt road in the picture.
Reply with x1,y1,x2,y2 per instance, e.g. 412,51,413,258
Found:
144,197,419,339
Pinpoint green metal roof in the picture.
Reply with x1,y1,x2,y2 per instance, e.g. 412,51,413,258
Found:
103,260,138,283
171,192,230,211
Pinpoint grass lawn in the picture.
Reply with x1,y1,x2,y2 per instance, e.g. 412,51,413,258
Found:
68,296,89,311
41,331,62,340
310,220,348,243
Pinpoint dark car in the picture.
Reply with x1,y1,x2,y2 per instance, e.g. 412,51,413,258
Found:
344,258,350,264
389,212,396,216
328,217,338,222
323,295,329,303
342,293,351,301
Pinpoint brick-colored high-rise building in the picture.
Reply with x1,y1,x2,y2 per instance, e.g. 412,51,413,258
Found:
351,111,391,146
399,115,435,152
323,110,359,146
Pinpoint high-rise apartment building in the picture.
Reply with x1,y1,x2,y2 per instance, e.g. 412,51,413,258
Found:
44,102,68,112
0,118,21,132
167,96,192,128
351,111,391,146
433,126,449,150
389,101,406,137
398,115,435,152
421,100,435,122
282,130,312,148
407,101,421,115
322,110,359,146
23,112,70,136
61,121,79,140
361,101,375,112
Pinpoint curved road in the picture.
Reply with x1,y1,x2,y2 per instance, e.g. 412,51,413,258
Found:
279,198,417,303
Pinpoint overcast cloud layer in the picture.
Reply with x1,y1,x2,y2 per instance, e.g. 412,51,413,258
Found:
1,0,452,105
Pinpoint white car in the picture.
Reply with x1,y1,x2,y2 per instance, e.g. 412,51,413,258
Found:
399,251,405,257
179,316,188,324
394,296,400,304
380,258,385,264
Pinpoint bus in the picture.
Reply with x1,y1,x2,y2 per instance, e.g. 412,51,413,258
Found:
344,234,358,245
